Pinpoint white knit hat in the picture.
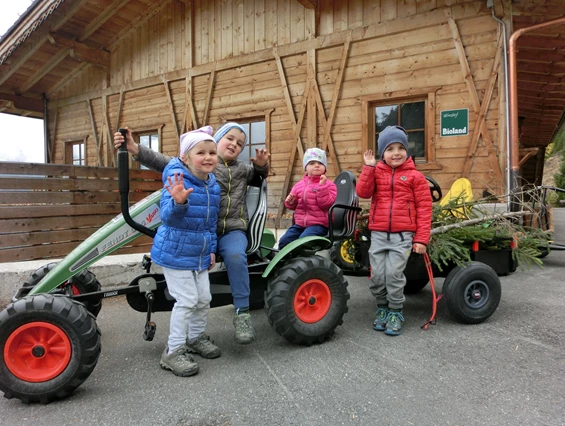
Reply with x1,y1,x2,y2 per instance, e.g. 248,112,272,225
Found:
180,125,215,155
303,148,327,170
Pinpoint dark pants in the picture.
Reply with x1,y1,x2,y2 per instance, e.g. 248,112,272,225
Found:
278,224,328,249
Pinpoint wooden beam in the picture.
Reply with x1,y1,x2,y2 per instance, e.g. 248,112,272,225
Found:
116,85,125,131
296,0,316,9
48,33,109,68
307,50,317,148
310,79,339,176
446,10,501,181
20,49,70,93
202,67,217,126
47,63,89,97
102,95,115,167
161,75,180,140
182,69,198,132
0,92,43,113
79,0,131,42
48,103,58,163
0,38,47,86
462,32,503,179
87,99,103,166
518,148,538,167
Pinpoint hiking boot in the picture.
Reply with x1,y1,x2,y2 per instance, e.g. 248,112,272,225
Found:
159,345,199,377
187,333,221,359
233,313,256,344
384,311,405,336
373,307,389,331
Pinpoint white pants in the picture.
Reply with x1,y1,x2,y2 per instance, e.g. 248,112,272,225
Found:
163,267,212,352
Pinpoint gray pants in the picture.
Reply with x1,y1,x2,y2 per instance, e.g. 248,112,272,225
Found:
368,231,414,310
163,267,212,352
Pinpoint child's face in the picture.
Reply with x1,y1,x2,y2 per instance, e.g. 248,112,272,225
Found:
305,161,326,177
216,128,246,162
182,140,218,179
382,142,407,168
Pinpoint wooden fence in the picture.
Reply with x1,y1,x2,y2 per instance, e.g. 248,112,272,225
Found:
0,162,162,263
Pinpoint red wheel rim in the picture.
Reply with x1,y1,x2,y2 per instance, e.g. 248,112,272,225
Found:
4,322,72,382
293,279,332,323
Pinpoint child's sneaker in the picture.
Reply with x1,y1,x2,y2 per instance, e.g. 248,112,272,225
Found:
160,345,199,376
233,313,256,344
186,333,221,359
373,307,389,331
384,310,404,336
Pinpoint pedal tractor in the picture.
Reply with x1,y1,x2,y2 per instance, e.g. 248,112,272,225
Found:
0,136,356,404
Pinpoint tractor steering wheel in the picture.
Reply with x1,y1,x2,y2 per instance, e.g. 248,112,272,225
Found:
426,176,442,202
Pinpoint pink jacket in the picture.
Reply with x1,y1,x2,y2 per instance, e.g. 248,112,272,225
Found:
285,174,338,228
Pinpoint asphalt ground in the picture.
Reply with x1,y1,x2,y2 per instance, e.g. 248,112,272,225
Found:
1,213,564,425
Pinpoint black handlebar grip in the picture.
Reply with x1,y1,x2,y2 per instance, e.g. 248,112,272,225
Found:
118,128,127,152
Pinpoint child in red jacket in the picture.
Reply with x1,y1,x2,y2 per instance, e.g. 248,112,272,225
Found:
356,126,432,336
279,148,337,249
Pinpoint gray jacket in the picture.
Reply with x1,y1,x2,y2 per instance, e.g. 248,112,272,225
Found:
135,144,268,235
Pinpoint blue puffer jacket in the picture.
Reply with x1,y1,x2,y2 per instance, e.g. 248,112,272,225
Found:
151,158,220,271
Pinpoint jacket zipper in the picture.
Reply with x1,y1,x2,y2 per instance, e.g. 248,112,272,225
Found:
200,183,210,271
221,161,231,234
388,168,395,232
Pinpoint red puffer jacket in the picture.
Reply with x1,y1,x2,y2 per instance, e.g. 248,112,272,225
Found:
356,157,432,245
285,174,337,228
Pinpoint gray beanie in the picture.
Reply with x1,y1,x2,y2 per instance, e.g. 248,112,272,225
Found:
377,126,409,158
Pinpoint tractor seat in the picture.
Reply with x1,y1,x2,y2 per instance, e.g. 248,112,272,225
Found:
328,170,360,242
245,174,268,254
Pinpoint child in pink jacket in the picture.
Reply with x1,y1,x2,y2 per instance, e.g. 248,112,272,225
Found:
279,148,337,249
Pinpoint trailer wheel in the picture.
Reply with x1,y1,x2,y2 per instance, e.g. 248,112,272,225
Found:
0,294,101,404
404,279,429,294
442,262,501,324
329,239,359,270
265,256,349,345
22,263,102,317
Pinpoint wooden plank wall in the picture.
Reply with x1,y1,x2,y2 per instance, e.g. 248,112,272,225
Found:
49,0,504,225
0,162,161,262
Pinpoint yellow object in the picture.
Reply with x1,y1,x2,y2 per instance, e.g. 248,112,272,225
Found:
440,178,474,218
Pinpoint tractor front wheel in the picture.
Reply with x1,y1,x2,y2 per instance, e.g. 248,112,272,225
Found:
265,256,349,345
0,294,101,404
442,262,501,324
23,263,102,317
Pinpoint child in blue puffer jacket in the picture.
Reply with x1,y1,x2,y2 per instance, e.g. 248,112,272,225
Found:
151,126,221,377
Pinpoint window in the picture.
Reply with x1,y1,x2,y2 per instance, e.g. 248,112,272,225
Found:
361,89,439,171
234,120,266,165
374,100,426,160
131,127,162,170
65,139,86,166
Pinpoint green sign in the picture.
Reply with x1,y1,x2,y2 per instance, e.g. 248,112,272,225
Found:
440,109,468,137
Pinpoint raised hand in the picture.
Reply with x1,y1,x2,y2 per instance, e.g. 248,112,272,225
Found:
319,174,327,185
250,148,270,167
165,172,194,204
363,150,377,166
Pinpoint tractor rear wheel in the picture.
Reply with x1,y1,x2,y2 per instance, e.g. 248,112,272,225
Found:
0,294,101,403
265,256,349,345
22,263,102,317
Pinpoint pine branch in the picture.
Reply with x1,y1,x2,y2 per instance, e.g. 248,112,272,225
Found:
431,211,528,235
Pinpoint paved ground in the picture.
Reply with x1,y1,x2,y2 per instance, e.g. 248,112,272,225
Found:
1,213,564,426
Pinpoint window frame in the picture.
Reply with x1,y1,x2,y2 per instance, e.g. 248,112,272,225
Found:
131,125,164,170
64,136,87,166
220,109,273,172
361,88,441,171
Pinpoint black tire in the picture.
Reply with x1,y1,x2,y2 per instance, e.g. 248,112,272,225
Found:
264,256,350,345
442,262,501,324
404,279,429,294
0,294,101,403
329,239,359,270
22,263,102,317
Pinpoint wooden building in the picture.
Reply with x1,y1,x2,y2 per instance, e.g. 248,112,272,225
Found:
1,0,565,230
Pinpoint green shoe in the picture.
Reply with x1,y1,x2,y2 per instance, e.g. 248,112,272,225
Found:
159,346,199,377
384,311,404,336
233,313,256,344
373,307,389,331
187,333,221,359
